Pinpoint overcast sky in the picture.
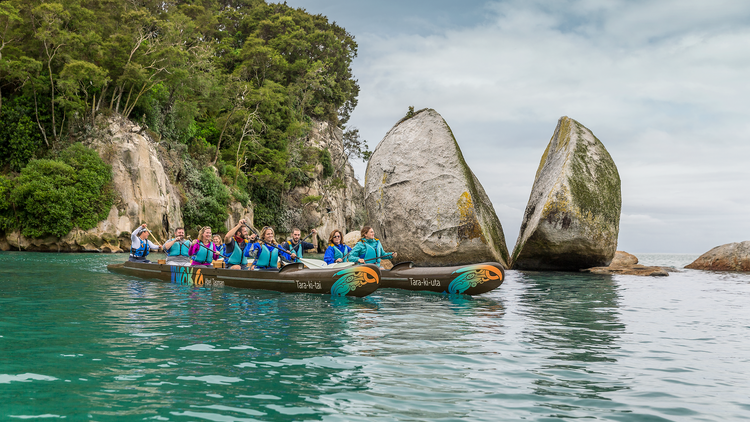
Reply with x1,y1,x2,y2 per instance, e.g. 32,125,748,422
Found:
284,0,750,253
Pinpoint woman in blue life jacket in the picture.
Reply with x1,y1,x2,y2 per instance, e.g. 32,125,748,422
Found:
347,226,397,268
324,229,351,265
188,226,219,266
129,223,161,263
163,227,191,266
223,219,257,270
213,234,225,257
245,226,292,270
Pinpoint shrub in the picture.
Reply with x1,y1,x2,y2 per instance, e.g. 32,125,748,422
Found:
9,143,114,238
182,166,230,231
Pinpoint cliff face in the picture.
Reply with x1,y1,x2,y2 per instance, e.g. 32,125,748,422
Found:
283,120,366,247
1,116,183,252
0,116,362,253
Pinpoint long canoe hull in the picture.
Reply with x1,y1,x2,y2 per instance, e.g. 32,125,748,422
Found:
107,261,381,297
381,262,505,295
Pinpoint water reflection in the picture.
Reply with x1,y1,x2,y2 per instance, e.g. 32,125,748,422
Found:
516,271,628,405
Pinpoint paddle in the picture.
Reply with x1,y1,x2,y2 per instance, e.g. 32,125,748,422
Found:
298,257,355,269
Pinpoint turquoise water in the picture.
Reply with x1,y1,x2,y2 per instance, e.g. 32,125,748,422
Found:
1,252,749,421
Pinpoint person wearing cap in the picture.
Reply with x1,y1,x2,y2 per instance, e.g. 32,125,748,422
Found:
129,223,161,263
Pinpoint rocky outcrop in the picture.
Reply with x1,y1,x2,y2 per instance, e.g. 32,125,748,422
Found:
512,116,621,271
610,251,638,267
582,251,669,276
0,115,184,252
284,120,366,247
88,116,183,240
224,201,254,234
686,241,750,271
364,108,509,267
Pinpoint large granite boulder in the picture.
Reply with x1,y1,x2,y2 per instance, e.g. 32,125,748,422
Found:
685,241,750,271
364,108,509,267
512,116,621,270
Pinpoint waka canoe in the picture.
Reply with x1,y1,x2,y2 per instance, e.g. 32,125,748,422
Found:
107,261,381,297
380,262,504,295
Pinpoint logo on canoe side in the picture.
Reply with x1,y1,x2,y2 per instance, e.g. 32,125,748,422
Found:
330,266,379,297
448,265,503,294
171,266,204,286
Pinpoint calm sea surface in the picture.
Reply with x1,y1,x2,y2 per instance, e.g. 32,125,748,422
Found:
1,252,749,421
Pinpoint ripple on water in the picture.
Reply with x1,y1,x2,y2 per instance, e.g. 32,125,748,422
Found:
1,253,750,420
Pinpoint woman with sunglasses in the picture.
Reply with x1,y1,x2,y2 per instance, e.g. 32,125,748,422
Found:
245,226,292,270
323,229,351,265
188,226,220,266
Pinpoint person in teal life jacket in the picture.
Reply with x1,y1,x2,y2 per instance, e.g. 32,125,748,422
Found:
162,227,191,266
246,226,292,270
223,219,258,270
347,226,397,268
282,227,317,262
188,226,220,267
323,229,351,265
129,223,161,263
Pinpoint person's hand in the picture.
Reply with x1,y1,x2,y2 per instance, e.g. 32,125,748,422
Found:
290,253,297,260
249,234,257,242
392,252,397,258
192,239,198,245
239,219,245,226
358,258,364,264
335,258,342,263
311,229,317,234
141,223,147,228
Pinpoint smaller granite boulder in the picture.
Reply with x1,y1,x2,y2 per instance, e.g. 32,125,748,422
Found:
685,241,750,271
512,116,621,271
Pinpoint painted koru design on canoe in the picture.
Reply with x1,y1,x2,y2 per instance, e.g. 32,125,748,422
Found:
171,266,204,286
330,266,379,297
448,264,503,294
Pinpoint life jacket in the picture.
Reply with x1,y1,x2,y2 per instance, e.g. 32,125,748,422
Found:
226,238,248,266
255,244,279,268
191,242,215,264
166,239,191,257
331,243,349,261
358,238,380,262
131,237,150,258
286,240,303,259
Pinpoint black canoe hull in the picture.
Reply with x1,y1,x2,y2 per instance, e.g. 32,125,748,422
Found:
107,261,381,297
380,262,505,295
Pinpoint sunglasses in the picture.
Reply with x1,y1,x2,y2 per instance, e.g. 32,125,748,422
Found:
333,235,341,238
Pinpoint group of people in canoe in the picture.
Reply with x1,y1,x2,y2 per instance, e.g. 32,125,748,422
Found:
128,220,396,270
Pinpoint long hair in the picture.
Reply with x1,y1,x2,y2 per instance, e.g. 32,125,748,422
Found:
259,226,277,245
197,226,212,243
328,229,343,245
360,226,373,239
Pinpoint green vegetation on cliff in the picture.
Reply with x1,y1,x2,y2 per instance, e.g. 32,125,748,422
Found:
0,0,363,235
0,143,113,238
